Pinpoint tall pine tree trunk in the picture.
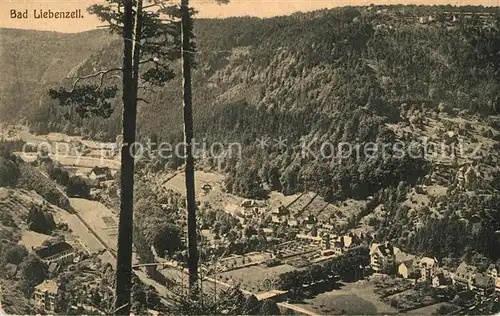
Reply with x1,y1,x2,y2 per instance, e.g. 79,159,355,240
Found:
181,0,198,293
115,0,136,313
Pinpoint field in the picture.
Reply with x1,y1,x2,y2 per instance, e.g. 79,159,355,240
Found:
5,126,120,171
217,264,296,293
19,230,50,249
294,278,398,315
217,252,273,271
18,152,120,170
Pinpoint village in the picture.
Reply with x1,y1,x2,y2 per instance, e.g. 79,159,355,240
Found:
27,189,500,315
0,125,496,315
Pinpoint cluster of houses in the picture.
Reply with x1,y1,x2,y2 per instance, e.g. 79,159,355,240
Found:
33,277,105,314
294,232,364,257
454,262,499,296
30,240,110,314
30,242,77,313
235,200,369,261
370,242,500,296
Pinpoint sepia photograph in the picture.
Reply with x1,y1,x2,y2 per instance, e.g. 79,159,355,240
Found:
0,0,499,314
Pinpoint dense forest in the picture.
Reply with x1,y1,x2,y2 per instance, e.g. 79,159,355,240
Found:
1,5,500,263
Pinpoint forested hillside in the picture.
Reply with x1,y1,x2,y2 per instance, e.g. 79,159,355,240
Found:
0,28,115,122
1,5,500,264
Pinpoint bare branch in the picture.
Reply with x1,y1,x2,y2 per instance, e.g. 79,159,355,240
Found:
96,20,123,29
137,98,150,104
139,57,155,64
151,0,171,9
143,3,162,9
68,68,122,92
110,74,123,81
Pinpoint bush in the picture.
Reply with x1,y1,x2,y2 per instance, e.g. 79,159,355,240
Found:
0,157,20,187
27,205,56,235
17,162,71,211
66,176,90,198
434,304,456,315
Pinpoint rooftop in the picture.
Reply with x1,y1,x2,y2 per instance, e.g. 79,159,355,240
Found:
254,290,288,301
34,280,58,294
474,274,494,289
420,257,437,267
456,261,477,276
35,241,73,259
90,166,111,176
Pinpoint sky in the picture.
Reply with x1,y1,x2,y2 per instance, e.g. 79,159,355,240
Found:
0,0,499,33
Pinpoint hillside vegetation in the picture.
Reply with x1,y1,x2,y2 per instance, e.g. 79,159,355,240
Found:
0,28,115,121
1,5,499,264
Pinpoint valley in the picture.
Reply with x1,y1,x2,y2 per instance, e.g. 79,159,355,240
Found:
1,4,500,315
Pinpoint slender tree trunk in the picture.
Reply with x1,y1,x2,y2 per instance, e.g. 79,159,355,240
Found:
132,0,144,91
114,0,136,313
180,0,198,293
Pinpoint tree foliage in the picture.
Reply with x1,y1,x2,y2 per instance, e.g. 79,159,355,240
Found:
0,157,20,187
18,254,47,297
26,204,57,235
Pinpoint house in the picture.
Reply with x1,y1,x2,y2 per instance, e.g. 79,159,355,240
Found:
48,262,61,276
486,264,498,278
241,199,256,208
272,206,289,224
322,224,334,232
485,263,500,292
398,260,416,279
88,166,112,181
370,242,399,274
201,184,212,194
419,257,438,280
33,280,58,312
453,262,477,290
432,272,452,288
332,241,344,255
304,214,318,230
262,227,274,236
296,234,322,246
272,214,288,224
473,274,495,296
456,164,481,191
35,241,75,265
319,233,331,250
342,234,362,249
241,207,259,218
88,167,113,186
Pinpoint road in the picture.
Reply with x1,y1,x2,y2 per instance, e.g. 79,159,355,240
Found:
65,197,174,306
16,152,120,170
69,198,118,252
59,212,106,253
27,164,117,267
